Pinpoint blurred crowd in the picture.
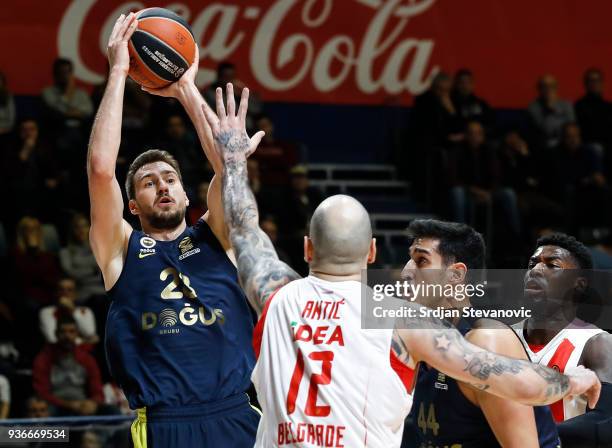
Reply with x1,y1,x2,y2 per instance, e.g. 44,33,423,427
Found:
1,57,612,424
0,59,314,422
403,68,612,265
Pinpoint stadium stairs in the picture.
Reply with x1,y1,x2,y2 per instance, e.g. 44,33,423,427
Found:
307,164,435,268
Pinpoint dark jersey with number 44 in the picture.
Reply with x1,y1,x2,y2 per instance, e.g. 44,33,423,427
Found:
105,219,255,410
404,318,561,448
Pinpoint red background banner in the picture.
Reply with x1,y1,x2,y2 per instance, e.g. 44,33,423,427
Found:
1,0,611,107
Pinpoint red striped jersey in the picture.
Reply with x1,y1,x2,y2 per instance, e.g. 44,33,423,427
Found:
514,318,604,422
252,276,413,448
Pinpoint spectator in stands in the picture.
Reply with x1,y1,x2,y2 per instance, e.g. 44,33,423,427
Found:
278,165,324,272
39,278,98,346
32,316,108,417
588,233,612,269
251,114,300,186
527,74,575,149
544,122,611,228
203,62,263,131
0,300,19,370
451,69,494,132
26,396,50,418
0,72,16,137
187,181,209,225
157,114,209,188
405,72,464,193
4,119,60,227
41,59,93,158
261,215,292,264
446,121,521,239
59,214,104,302
12,216,61,308
247,159,278,216
0,372,9,418
80,431,102,448
499,130,564,232
575,68,612,166
411,71,465,148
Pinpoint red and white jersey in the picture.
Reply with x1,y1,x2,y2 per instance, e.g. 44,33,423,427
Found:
514,318,604,422
252,276,413,448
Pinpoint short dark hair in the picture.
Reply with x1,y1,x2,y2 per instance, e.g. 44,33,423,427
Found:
535,233,593,269
408,219,486,270
125,149,183,200
217,61,235,76
455,68,473,79
584,67,603,84
57,314,77,329
53,58,73,73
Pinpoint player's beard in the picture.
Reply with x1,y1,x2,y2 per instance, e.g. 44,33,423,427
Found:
147,206,186,230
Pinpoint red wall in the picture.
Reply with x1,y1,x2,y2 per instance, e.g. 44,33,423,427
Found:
2,0,611,107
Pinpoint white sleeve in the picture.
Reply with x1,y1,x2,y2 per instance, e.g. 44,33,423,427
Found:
39,307,58,343
74,307,97,339
0,375,10,403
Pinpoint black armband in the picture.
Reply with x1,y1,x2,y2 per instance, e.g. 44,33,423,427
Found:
557,382,612,448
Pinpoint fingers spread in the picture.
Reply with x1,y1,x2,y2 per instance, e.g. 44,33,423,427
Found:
226,83,236,118
248,130,265,156
238,88,249,125
215,87,226,120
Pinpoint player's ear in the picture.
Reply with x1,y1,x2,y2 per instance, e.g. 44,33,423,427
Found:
367,238,377,264
128,199,139,216
184,190,189,206
447,262,467,285
303,236,313,263
574,276,588,294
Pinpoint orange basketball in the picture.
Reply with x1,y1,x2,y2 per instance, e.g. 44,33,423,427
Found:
128,7,196,89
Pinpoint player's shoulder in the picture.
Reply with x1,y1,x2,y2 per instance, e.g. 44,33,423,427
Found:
467,318,525,357
584,331,612,355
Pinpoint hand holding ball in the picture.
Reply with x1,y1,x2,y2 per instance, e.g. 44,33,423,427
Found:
127,8,196,89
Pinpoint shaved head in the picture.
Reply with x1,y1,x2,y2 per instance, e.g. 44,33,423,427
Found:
309,195,373,275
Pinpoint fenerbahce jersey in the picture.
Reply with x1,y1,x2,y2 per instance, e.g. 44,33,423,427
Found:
514,318,604,422
105,219,255,409
252,276,414,448
408,318,560,448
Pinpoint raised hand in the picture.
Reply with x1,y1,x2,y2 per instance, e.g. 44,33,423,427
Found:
107,13,138,75
141,44,200,100
201,83,265,162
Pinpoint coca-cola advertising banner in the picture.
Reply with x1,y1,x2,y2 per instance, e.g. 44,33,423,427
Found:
2,0,611,107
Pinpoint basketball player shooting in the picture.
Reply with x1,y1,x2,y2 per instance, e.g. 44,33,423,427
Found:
202,84,602,447
87,13,260,447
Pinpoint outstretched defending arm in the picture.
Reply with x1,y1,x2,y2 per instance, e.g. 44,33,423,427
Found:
201,84,301,315
87,13,137,289
391,308,601,408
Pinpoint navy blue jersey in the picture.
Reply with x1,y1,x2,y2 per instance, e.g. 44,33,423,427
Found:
105,220,255,409
406,318,560,448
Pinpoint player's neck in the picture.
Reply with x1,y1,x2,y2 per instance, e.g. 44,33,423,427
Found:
525,311,574,345
310,269,361,282
141,220,187,241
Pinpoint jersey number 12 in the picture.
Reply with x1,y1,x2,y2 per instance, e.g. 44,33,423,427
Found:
286,349,334,417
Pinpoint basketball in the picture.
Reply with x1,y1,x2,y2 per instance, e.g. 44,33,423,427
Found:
128,7,195,89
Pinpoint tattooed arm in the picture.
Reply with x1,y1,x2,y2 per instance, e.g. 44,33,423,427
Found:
202,84,301,315
391,308,601,407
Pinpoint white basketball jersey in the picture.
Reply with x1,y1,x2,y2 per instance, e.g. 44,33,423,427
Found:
252,276,413,448
514,318,604,421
